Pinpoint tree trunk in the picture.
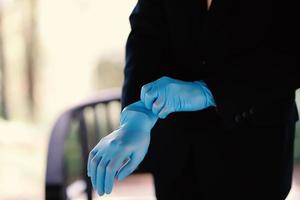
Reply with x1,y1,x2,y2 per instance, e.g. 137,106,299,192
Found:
0,5,8,119
24,0,37,119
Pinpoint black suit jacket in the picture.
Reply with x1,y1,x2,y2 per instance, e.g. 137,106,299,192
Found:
121,0,299,172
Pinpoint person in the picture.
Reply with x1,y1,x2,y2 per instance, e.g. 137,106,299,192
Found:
87,0,300,199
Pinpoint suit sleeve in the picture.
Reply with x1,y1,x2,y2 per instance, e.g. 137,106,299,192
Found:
121,0,171,110
201,77,248,129
122,0,251,129
202,63,298,129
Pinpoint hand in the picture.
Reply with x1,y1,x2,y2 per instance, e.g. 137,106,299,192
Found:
87,101,158,196
140,76,216,119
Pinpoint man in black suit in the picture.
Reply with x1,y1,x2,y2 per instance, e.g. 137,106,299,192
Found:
88,0,300,199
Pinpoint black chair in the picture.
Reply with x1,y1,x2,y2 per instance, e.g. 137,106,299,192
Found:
45,89,121,200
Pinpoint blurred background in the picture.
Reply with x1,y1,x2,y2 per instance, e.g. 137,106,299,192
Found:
0,0,299,199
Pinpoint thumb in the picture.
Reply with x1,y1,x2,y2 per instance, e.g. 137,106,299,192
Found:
117,153,144,181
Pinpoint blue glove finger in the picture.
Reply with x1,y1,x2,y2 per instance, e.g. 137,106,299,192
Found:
158,105,173,119
104,152,128,194
96,157,110,196
140,83,153,103
87,149,97,177
144,89,158,110
116,157,131,177
152,95,165,116
90,151,103,188
117,153,143,181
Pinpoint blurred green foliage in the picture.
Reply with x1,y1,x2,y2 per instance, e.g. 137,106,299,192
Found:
295,122,300,160
64,121,83,184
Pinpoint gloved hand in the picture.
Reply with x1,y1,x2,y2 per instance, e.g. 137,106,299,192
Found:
87,101,158,196
140,76,216,119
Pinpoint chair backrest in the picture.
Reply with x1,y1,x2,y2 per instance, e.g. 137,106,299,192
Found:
45,88,121,200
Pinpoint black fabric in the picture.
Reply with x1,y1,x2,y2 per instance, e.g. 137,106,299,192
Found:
152,102,297,200
121,0,300,199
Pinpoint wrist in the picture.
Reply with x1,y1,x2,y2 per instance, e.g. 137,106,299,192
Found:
120,101,158,131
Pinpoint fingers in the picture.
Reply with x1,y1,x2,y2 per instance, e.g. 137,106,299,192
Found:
96,157,110,196
141,81,160,110
104,152,128,194
91,143,131,196
158,104,173,119
87,149,97,177
152,95,165,116
117,153,143,181
144,89,158,109
141,78,172,116
90,150,103,188
140,83,153,103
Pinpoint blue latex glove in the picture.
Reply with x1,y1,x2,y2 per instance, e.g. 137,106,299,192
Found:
140,76,216,119
87,101,158,196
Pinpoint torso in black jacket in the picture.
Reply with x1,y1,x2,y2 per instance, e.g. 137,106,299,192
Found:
121,0,299,171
